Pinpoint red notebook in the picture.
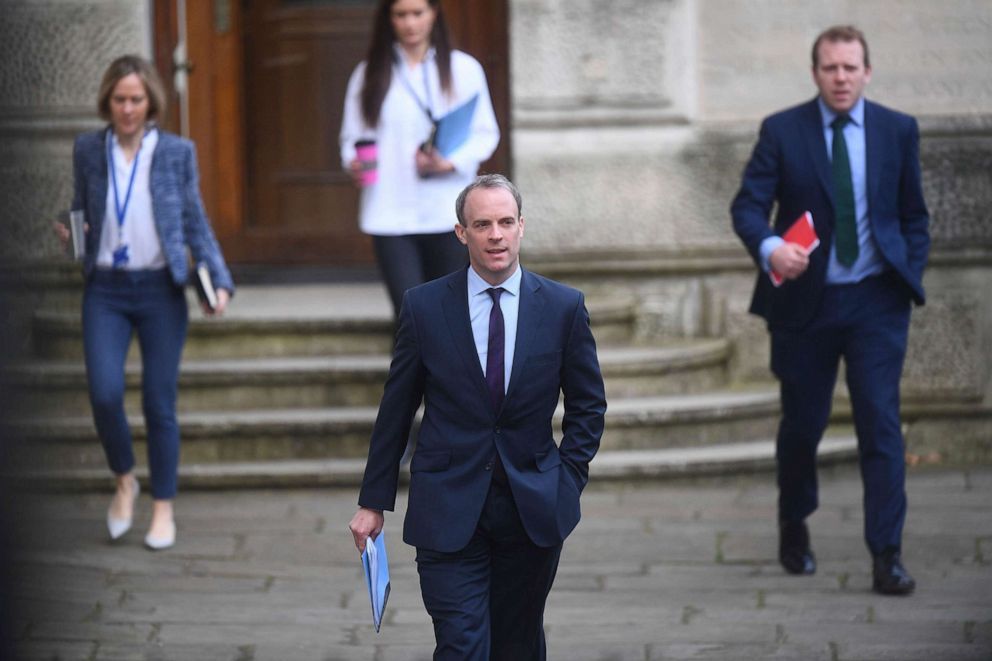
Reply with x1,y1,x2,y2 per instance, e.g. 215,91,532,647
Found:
769,211,819,287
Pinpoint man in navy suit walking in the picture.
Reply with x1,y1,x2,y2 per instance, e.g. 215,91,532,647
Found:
732,26,930,595
350,174,607,658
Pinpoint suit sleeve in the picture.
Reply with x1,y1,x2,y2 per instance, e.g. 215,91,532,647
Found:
898,118,931,297
358,293,427,511
731,119,781,267
557,293,607,492
71,136,85,214
181,141,235,294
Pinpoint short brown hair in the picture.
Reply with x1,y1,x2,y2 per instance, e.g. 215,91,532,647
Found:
97,55,167,123
811,25,870,69
455,174,522,227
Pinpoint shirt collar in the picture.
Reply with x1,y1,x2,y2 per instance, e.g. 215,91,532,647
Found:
468,264,522,298
109,125,158,152
818,95,865,129
392,43,437,66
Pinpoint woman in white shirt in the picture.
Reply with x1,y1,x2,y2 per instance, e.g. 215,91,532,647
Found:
340,0,500,317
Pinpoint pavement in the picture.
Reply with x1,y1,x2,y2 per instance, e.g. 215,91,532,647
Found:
5,465,992,661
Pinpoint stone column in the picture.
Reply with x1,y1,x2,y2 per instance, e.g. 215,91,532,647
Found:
0,1,150,352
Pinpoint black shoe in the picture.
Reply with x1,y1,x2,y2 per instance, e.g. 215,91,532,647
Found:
872,549,916,595
779,521,816,575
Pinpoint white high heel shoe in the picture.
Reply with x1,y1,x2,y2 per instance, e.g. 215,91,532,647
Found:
106,477,140,540
144,520,176,551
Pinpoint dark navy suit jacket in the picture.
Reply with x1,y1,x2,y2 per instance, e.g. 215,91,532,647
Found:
358,267,607,552
72,126,234,293
731,98,930,330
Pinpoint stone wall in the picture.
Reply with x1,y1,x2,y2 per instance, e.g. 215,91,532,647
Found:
512,0,992,457
0,0,988,457
513,0,992,253
0,1,149,353
0,0,150,262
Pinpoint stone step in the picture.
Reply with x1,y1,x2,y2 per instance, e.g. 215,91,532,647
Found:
32,311,394,361
6,389,781,470
3,339,731,416
29,296,635,361
5,436,858,490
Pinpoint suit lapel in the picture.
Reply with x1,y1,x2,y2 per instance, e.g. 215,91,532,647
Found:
863,100,881,216
441,268,492,409
148,131,168,244
88,128,111,240
504,269,545,407
801,98,834,216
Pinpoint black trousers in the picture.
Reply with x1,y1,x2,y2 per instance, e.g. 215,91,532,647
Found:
416,478,563,661
372,232,467,319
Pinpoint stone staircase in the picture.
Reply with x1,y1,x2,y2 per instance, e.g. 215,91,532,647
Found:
2,283,857,489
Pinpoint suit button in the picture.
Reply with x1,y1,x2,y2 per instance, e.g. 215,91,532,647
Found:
485,462,493,471
494,427,501,434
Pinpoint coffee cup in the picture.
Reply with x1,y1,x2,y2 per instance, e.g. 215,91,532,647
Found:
355,139,378,186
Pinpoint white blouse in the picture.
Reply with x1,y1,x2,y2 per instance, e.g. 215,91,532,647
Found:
340,47,500,236
97,128,165,270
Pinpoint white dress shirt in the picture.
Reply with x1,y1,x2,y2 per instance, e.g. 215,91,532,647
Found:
97,128,165,270
467,265,521,392
340,47,500,236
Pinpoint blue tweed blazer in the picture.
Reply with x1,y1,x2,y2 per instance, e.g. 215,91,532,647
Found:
72,126,234,293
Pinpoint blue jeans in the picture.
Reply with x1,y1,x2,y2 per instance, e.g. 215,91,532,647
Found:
83,269,188,499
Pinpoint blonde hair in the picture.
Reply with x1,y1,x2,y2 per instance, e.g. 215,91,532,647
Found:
97,55,167,123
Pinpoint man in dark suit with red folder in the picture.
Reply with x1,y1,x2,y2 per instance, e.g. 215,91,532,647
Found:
731,25,930,595
350,174,606,658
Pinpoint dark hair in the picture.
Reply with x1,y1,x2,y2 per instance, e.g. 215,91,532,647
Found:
97,55,167,123
455,174,522,226
812,25,870,69
360,0,453,128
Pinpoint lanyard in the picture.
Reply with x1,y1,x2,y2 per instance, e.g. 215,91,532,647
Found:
107,131,142,231
394,57,435,122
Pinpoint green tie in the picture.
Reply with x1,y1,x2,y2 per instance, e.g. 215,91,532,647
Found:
831,115,858,266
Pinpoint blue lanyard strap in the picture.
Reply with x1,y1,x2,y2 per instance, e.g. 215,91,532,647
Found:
394,57,435,122
107,132,142,229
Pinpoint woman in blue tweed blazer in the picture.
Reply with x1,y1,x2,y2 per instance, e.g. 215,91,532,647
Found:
61,55,234,550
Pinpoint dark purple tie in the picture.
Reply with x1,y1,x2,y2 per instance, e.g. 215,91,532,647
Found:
486,288,505,412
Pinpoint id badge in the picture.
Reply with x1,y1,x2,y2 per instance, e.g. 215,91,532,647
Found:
112,244,130,269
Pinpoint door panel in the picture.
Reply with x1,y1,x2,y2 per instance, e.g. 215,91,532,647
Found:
242,0,375,265
156,0,510,267
442,0,511,177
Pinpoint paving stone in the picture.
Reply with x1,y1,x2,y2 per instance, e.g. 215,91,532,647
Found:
20,621,154,645
545,620,775,645
6,466,991,659
963,469,992,489
834,642,992,660
540,641,649,661
779,620,973,647
14,641,106,661
979,537,992,564
650,642,829,661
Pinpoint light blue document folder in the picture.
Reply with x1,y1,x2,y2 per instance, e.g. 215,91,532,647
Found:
433,93,479,157
361,532,391,633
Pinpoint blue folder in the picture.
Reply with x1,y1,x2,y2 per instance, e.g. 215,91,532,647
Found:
433,93,479,157
360,532,391,633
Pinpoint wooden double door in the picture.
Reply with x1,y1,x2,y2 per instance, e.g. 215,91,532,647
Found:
154,0,510,267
